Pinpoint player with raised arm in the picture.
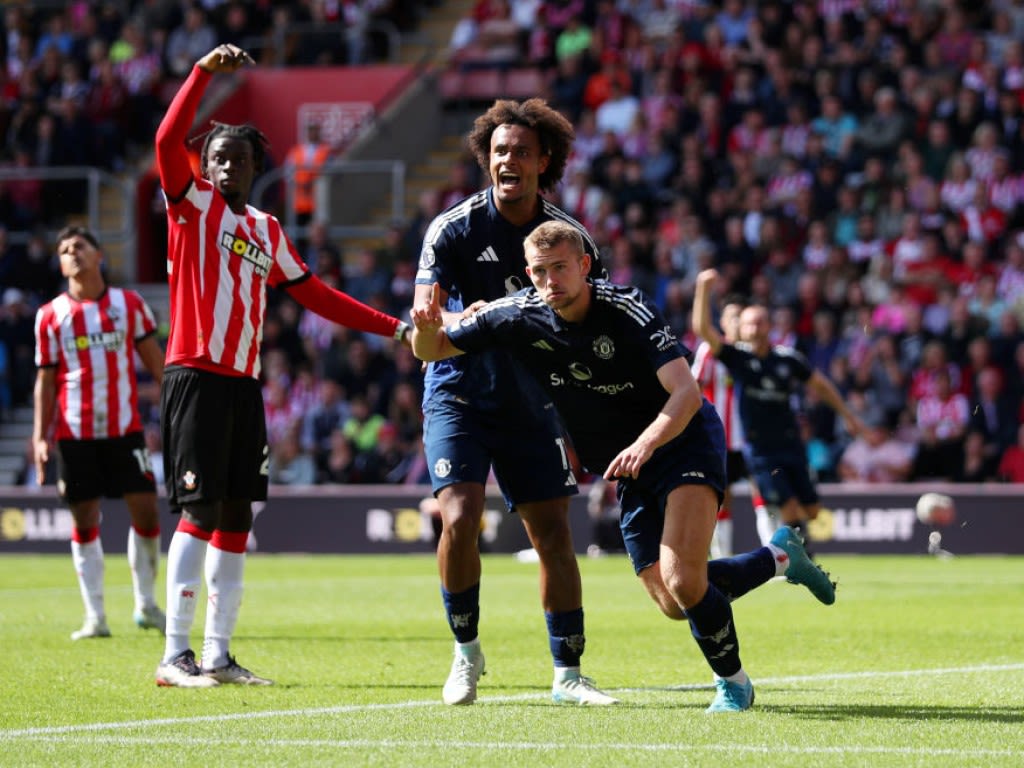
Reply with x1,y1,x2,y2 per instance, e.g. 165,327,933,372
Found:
411,221,835,712
33,226,167,641
412,98,616,706
691,295,776,551
693,269,864,550
153,44,410,688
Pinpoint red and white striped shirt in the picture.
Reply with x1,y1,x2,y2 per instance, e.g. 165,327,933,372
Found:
34,288,156,441
916,392,970,441
691,341,745,451
164,177,307,379
157,66,401,380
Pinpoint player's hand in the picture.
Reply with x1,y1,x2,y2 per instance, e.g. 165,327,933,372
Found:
846,413,865,438
32,439,49,486
198,45,254,74
410,283,444,332
462,300,486,318
603,440,653,482
696,268,719,287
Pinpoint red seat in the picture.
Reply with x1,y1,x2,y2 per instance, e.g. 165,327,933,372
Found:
504,68,546,100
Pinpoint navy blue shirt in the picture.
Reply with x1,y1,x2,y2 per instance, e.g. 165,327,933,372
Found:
415,188,603,412
445,280,718,473
716,342,813,455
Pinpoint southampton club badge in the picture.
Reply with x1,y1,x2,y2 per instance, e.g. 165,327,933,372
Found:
434,458,452,479
182,471,197,491
592,335,615,360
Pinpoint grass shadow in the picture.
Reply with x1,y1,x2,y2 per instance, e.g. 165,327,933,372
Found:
760,702,1024,724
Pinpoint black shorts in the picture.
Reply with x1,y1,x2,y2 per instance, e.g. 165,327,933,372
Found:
56,433,156,503
725,449,750,484
160,366,269,508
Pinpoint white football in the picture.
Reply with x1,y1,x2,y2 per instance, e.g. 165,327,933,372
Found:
916,492,956,527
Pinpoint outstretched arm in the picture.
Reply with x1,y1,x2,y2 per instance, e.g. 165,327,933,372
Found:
692,268,724,355
285,274,408,343
603,358,703,481
410,283,465,361
807,369,864,438
155,44,253,200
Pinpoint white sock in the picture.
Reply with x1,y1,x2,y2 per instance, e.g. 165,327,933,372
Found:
128,527,160,611
71,537,105,622
163,531,207,662
554,665,581,683
768,543,790,576
711,519,733,558
202,545,245,670
717,669,749,685
755,506,778,546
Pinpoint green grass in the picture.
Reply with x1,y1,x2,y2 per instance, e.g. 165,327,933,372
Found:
0,552,1021,767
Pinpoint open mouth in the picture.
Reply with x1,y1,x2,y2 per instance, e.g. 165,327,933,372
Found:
498,172,521,191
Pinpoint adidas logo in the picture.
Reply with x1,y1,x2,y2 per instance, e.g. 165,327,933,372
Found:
533,340,554,351
477,246,499,262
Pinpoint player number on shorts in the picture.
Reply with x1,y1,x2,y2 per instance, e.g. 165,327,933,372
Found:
132,448,154,475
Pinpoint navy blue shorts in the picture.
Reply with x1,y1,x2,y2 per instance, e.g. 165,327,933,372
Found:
422,398,578,511
746,450,818,507
618,415,727,575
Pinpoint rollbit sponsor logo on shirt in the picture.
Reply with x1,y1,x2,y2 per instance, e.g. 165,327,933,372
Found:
221,231,272,276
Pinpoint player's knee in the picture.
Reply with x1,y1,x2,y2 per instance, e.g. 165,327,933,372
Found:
656,597,686,621
440,507,484,545
663,564,708,609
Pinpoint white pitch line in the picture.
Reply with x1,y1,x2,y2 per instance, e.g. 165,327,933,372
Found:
8,735,1023,759
2,662,1022,740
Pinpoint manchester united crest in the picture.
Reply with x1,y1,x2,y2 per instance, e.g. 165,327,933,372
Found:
593,335,615,360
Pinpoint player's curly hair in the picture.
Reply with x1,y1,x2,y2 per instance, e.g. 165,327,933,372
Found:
467,99,575,193
196,121,270,177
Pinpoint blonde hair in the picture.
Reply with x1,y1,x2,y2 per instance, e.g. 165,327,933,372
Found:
524,220,584,256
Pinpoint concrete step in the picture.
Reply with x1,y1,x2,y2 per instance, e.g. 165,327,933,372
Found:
0,420,33,439
0,437,29,457
0,455,26,472
9,406,33,424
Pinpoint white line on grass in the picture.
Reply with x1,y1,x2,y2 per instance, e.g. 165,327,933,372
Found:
1,662,1021,741
7,734,1024,759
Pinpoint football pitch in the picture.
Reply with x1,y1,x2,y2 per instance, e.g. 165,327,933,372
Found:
0,552,1020,767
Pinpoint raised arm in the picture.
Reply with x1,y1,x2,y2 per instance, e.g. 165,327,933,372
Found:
692,268,724,355
410,283,466,362
155,44,253,200
603,357,703,481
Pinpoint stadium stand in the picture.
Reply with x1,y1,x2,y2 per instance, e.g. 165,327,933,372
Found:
2,0,1024,488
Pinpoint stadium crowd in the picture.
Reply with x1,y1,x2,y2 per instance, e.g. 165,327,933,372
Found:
5,0,1024,487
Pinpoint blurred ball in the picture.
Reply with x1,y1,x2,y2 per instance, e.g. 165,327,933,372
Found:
916,492,956,527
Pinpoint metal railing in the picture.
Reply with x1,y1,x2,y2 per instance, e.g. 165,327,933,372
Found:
250,159,406,243
0,165,136,275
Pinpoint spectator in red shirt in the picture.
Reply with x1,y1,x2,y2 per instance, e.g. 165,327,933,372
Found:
912,367,970,480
